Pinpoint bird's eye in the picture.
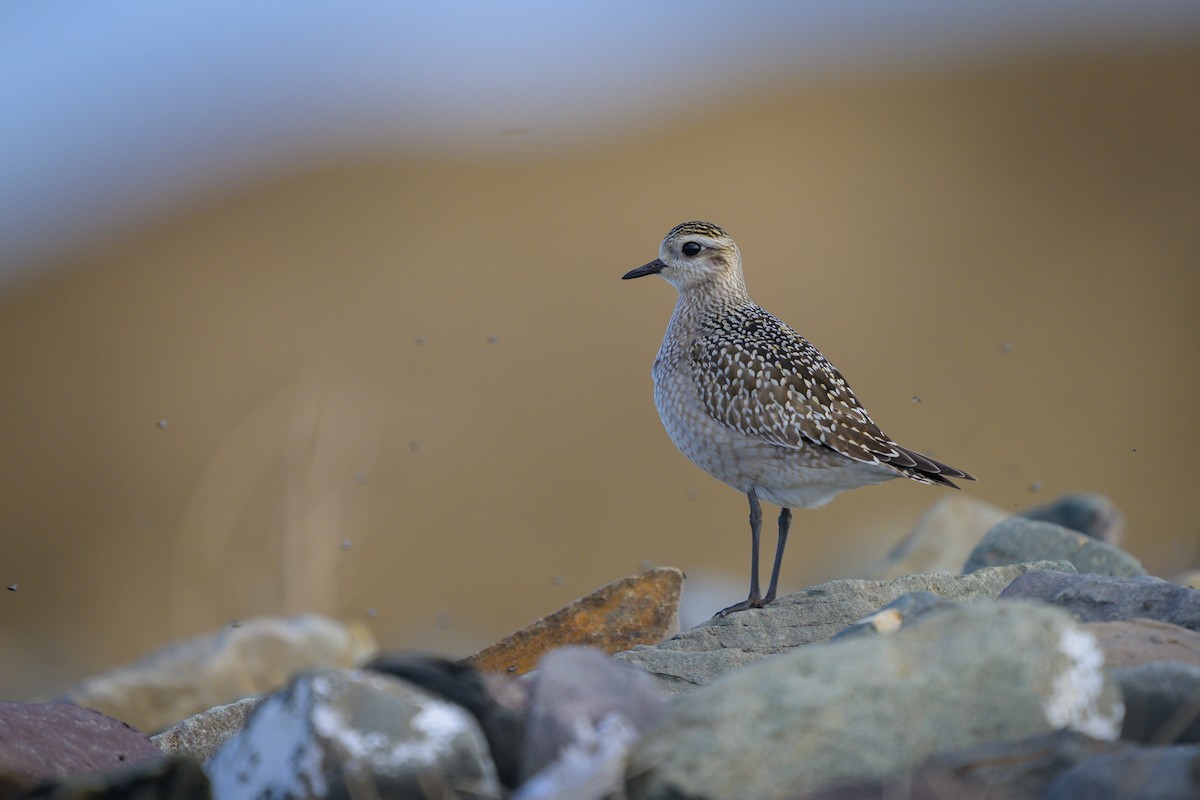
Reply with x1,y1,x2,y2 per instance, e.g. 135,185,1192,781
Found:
681,242,702,257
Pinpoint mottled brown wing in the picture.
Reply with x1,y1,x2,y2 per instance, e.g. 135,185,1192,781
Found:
691,303,921,470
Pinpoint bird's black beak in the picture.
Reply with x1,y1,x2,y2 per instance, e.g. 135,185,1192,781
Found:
622,259,666,280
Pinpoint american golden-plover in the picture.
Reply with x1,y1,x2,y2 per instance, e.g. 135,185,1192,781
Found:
623,221,974,617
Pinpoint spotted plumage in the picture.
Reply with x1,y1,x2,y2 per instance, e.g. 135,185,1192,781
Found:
623,220,973,616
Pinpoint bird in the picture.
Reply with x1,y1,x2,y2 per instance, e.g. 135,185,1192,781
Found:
623,221,974,617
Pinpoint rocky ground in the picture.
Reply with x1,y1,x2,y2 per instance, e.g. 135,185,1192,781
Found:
2,493,1199,799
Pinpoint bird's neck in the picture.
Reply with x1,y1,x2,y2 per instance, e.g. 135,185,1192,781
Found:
660,272,751,355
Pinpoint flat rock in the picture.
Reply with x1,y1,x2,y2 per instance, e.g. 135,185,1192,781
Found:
1000,571,1200,630
964,517,1145,576
151,697,263,764
55,614,378,734
464,568,682,676
1043,745,1200,800
1085,619,1200,669
1112,661,1200,744
625,601,1123,800
0,702,160,791
1020,492,1125,545
864,495,1009,579
613,561,1075,695
206,668,501,800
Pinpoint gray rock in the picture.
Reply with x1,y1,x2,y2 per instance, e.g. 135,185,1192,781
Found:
1000,571,1200,630
0,702,160,791
151,697,262,764
55,614,378,734
964,517,1145,576
625,601,1123,800
864,495,1010,579
830,591,953,641
513,713,642,800
1043,745,1200,800
1113,662,1200,744
1085,620,1200,670
613,561,1075,694
367,654,526,788
520,646,666,785
797,730,1126,800
1020,492,1125,545
206,669,501,800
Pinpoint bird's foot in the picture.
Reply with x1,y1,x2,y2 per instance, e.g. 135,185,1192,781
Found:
713,595,771,618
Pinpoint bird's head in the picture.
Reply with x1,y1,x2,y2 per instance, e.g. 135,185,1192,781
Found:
623,221,745,294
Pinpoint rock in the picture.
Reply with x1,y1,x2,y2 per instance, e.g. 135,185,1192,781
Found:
521,646,666,784
797,730,1126,800
1000,571,1200,630
151,697,263,764
0,702,160,791
830,591,953,641
512,712,642,800
624,601,1123,800
55,614,378,734
613,561,1075,695
12,755,210,800
1043,745,1200,800
865,495,1009,579
1085,619,1200,669
366,654,526,788
1020,492,1125,546
206,668,501,800
464,568,682,676
1112,662,1200,744
964,517,1145,576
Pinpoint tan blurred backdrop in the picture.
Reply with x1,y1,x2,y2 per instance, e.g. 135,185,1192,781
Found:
2,44,1198,698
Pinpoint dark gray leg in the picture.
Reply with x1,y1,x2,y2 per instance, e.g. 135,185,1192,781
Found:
716,488,764,617
763,507,791,603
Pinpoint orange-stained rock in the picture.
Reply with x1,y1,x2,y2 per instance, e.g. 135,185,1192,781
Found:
464,568,683,675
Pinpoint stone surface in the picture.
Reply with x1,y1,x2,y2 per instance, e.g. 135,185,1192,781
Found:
797,730,1126,800
1043,745,1200,800
624,601,1123,800
964,517,1145,576
521,646,666,783
864,494,1009,579
613,561,1075,695
12,755,210,800
513,711,642,800
1085,619,1200,669
367,653,526,788
1112,662,1200,744
829,591,953,641
465,568,682,676
1020,492,1125,545
55,614,378,734
0,702,160,790
151,697,263,764
206,668,501,800
1000,571,1200,630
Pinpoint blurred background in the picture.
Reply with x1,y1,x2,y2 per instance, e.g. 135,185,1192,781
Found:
2,2,1198,699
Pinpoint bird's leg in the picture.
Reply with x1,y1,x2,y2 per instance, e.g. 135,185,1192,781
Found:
762,507,791,604
716,488,764,617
